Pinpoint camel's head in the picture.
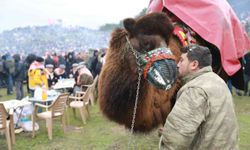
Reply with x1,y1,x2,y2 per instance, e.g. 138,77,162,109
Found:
122,12,178,90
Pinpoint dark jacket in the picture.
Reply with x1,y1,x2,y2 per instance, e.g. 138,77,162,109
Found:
3,54,15,75
87,55,98,78
14,61,26,81
13,54,26,81
243,52,250,75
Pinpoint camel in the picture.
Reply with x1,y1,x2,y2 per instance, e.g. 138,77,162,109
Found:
99,12,190,132
98,11,246,132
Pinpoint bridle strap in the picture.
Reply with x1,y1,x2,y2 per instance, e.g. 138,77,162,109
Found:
143,54,176,79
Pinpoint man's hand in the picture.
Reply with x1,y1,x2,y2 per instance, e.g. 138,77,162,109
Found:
158,127,164,137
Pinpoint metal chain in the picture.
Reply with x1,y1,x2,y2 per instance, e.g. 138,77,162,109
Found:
128,71,142,150
126,36,143,150
125,36,142,67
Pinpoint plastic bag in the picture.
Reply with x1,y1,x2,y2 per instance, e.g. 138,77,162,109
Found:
21,121,39,132
34,86,43,99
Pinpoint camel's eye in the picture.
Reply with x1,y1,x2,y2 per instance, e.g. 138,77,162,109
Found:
137,35,157,52
134,34,166,54
142,41,151,50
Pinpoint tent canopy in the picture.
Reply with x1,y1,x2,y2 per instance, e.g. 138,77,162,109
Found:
147,0,250,76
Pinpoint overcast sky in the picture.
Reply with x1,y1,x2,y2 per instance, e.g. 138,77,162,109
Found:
0,0,149,32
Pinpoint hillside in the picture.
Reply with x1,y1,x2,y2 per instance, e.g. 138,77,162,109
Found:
0,25,111,55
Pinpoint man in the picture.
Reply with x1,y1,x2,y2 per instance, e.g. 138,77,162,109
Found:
68,63,78,78
3,53,15,95
159,45,239,149
87,49,99,78
13,54,25,100
45,64,56,88
54,64,67,82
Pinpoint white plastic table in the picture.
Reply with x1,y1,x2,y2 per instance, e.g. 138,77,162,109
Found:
1,99,32,128
1,99,31,111
52,78,75,90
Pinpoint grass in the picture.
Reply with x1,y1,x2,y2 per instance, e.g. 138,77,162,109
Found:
0,87,250,150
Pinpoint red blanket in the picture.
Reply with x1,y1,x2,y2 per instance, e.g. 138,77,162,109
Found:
147,0,250,76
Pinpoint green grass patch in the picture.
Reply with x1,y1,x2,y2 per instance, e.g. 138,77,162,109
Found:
0,87,250,149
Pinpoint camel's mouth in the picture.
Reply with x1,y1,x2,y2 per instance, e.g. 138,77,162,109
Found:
126,36,178,90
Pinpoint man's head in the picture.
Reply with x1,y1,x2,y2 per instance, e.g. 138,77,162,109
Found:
93,50,98,57
76,62,86,71
58,64,66,73
46,64,54,73
177,45,212,78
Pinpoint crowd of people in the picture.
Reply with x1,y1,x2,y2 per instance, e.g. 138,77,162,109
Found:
240,11,250,35
0,48,106,99
0,25,110,55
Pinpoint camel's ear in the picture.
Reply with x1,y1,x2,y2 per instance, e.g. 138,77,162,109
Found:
123,18,136,36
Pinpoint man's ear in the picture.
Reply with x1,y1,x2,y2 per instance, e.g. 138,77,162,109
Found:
191,60,199,70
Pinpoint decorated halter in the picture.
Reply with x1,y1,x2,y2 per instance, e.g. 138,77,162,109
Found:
173,25,197,46
126,36,178,90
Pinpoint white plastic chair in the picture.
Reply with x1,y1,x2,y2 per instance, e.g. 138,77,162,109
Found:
32,93,69,140
0,104,15,150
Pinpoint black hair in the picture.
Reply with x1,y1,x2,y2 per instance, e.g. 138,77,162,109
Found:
13,54,21,62
25,54,37,65
36,56,44,63
180,44,212,68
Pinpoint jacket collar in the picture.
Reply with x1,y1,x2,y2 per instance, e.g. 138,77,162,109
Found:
182,66,213,83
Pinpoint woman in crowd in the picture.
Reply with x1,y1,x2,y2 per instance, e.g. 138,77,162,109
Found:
54,64,67,83
73,62,93,93
28,56,48,97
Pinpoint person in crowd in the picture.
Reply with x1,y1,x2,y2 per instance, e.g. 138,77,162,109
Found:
73,62,93,93
68,63,78,78
25,54,37,94
45,64,56,88
87,49,99,78
159,45,239,150
54,64,67,82
3,53,15,95
0,56,7,89
243,51,250,96
75,52,85,63
13,54,25,100
58,52,66,66
0,56,6,97
65,52,76,77
28,56,48,97
52,52,59,68
44,52,54,67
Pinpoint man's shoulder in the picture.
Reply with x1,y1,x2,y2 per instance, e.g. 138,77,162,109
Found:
190,71,219,83
184,71,225,90
198,71,223,81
